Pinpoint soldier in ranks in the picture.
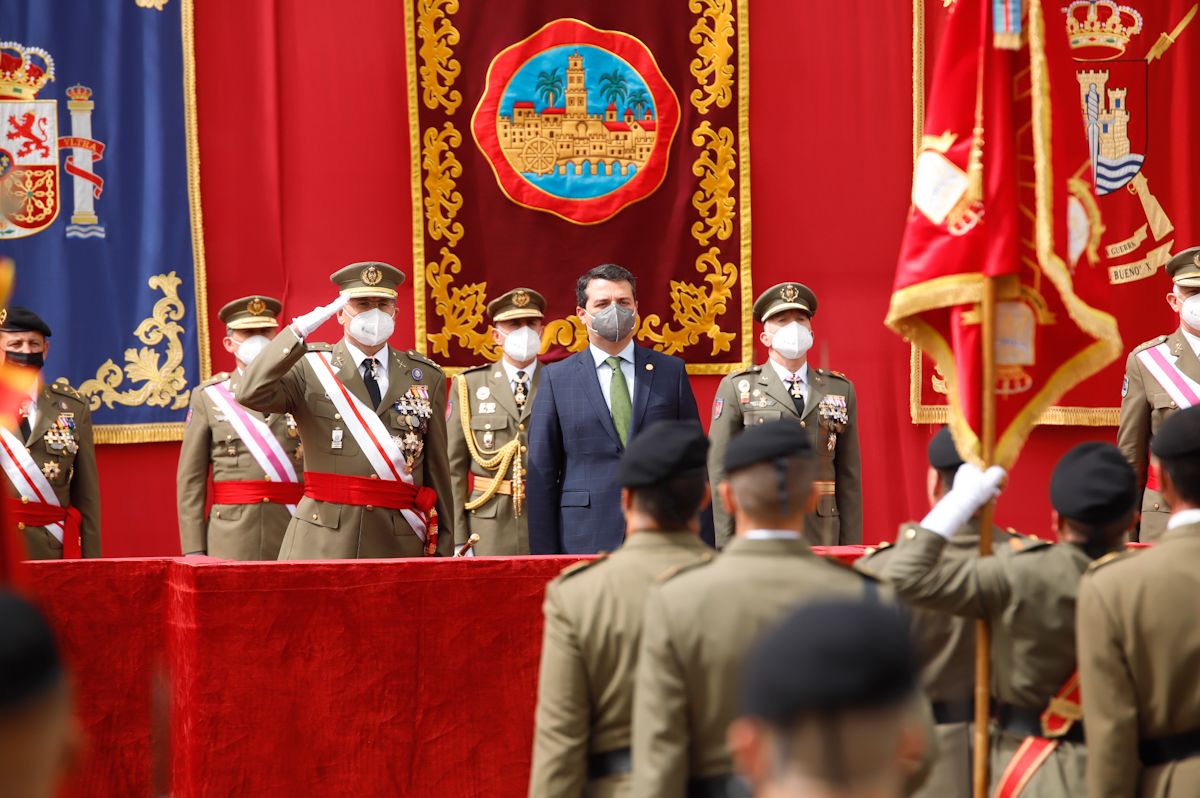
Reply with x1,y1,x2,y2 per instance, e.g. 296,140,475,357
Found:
0,308,100,559
879,443,1138,798
238,262,454,559
856,427,1010,798
707,282,861,548
1077,406,1200,798
729,600,928,798
1117,246,1200,541
176,296,304,559
632,420,883,798
447,288,546,556
528,421,713,797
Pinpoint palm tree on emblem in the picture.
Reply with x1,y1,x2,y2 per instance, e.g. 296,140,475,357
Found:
627,88,651,119
536,68,564,109
598,70,628,109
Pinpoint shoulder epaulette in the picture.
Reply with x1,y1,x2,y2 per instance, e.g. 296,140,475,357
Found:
724,364,759,381
817,368,851,381
1133,335,1169,353
859,540,892,559
1010,535,1052,554
1088,548,1138,573
199,372,230,388
557,553,608,581
49,378,83,399
305,342,333,352
407,350,443,371
656,551,715,583
458,362,491,376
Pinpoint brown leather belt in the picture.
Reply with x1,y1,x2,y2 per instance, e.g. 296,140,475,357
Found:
814,480,835,496
474,475,513,495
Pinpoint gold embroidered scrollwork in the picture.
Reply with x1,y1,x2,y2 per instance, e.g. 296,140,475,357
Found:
688,0,735,114
417,0,463,115
80,271,189,411
690,121,736,246
425,247,496,359
543,316,589,354
638,248,738,355
422,122,464,247
135,0,169,9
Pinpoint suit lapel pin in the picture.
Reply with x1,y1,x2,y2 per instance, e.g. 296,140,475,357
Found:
645,363,654,371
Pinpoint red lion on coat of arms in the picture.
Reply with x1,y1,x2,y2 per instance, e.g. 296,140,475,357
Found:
6,111,51,159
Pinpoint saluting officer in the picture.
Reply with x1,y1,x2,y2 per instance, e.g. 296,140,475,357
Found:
529,421,713,797
707,282,861,548
447,288,546,556
176,296,304,559
1078,406,1200,798
1117,246,1200,541
0,308,100,559
238,262,454,559
632,420,879,798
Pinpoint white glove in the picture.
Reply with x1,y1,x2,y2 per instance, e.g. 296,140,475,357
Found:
290,295,347,340
919,463,1007,539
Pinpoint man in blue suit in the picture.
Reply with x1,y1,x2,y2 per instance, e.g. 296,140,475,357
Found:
527,264,703,554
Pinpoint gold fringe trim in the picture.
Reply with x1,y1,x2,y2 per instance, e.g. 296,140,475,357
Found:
95,422,184,445
181,0,211,383
736,0,752,369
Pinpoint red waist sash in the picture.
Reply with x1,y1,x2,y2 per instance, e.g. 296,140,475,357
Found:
212,480,304,505
6,499,82,559
1146,463,1161,493
302,472,436,513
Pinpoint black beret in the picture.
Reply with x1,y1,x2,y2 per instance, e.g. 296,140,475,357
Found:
617,420,709,488
739,599,918,722
0,306,52,337
724,419,811,473
1050,442,1137,524
927,427,965,471
1151,405,1200,459
0,591,63,712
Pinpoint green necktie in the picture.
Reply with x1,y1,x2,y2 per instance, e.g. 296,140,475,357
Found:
606,356,632,447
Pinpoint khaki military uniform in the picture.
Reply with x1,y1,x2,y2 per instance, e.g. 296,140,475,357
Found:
1077,520,1200,798
631,536,878,797
529,532,712,798
881,526,1091,797
175,372,304,559
857,519,1011,798
8,380,100,559
707,364,862,547
447,363,541,555
1117,330,1199,541
237,328,454,558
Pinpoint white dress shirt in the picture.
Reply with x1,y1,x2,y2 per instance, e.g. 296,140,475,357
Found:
744,528,802,541
501,358,538,395
21,380,40,437
590,341,636,411
1167,508,1200,530
1182,326,1200,359
345,340,390,399
768,358,810,406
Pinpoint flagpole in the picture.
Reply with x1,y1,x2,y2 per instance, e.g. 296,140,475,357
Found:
974,274,998,798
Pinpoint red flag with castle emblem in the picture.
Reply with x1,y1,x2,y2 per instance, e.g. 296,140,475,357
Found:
887,0,1122,467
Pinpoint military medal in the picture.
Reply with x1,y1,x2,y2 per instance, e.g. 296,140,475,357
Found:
476,386,491,400
285,413,299,438
513,374,529,409
478,402,496,414
331,428,344,450
737,379,751,405
42,461,61,480
395,386,432,468
411,367,423,381
818,395,849,453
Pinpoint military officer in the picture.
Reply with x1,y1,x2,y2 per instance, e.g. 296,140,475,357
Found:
729,600,926,798
880,443,1138,798
529,421,713,797
707,282,861,548
237,262,454,558
0,308,100,559
632,420,880,798
176,296,304,559
1077,406,1200,798
447,288,546,556
1117,246,1200,541
856,427,1010,798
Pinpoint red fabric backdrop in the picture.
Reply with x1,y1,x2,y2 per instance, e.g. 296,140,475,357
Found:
91,0,1148,556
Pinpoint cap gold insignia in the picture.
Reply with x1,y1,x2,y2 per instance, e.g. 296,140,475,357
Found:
512,290,530,307
0,309,7,326
780,284,800,303
362,265,383,286
1194,253,1200,268
247,298,267,316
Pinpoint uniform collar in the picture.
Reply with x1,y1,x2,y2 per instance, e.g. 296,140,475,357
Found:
1168,508,1200,530
1181,326,1200,358
619,530,709,550
724,534,814,557
767,359,808,385
501,358,537,384
744,528,802,540
344,340,390,377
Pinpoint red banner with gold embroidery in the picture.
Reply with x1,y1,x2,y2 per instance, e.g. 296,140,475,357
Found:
908,0,1200,428
888,0,1122,467
403,0,750,372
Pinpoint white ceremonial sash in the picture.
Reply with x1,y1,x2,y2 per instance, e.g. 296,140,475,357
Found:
0,427,64,542
1137,343,1200,410
204,381,299,515
305,352,427,540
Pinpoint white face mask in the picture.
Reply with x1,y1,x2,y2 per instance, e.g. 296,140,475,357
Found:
346,307,395,347
500,325,541,363
234,334,270,365
1182,293,1200,331
768,321,814,360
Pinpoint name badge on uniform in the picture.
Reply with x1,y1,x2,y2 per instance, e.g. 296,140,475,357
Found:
331,428,344,450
